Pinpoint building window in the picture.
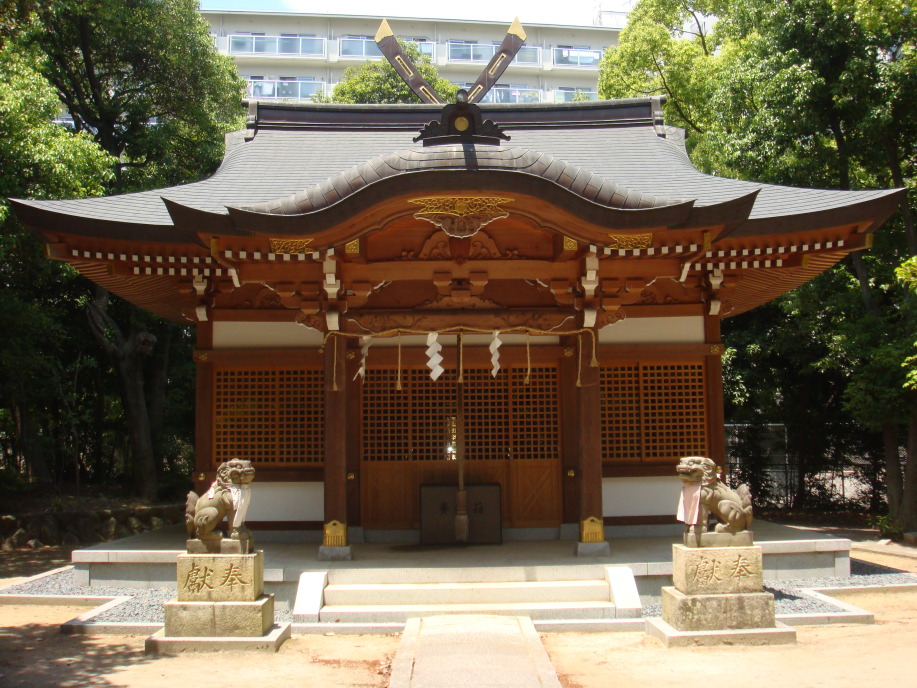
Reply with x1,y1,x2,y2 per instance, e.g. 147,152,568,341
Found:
404,37,435,59
553,45,603,67
340,35,382,58
229,33,325,56
554,87,598,102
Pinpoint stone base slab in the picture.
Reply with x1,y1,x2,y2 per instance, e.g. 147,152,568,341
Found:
673,544,763,594
645,617,796,647
575,541,611,557
145,623,291,654
164,594,274,637
177,551,264,602
187,537,254,555
662,586,775,631
318,545,353,561
683,531,754,548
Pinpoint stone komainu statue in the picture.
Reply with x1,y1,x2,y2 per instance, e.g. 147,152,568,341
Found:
185,459,255,542
676,456,753,534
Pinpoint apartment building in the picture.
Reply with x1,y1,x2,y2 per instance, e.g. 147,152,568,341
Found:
201,10,624,104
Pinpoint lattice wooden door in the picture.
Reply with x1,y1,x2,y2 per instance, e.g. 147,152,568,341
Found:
361,365,562,530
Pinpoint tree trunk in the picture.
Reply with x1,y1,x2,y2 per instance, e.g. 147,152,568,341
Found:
146,324,171,470
86,289,158,500
900,412,917,532
116,332,158,500
13,403,52,485
883,423,903,518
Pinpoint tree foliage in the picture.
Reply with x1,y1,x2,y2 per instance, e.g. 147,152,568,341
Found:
0,3,236,501
28,0,246,190
601,0,917,528
329,41,458,104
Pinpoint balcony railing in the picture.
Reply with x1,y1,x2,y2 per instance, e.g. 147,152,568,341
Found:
448,42,541,65
479,87,543,104
247,79,327,101
552,89,598,102
229,34,327,57
411,41,436,59
552,47,603,68
339,37,382,58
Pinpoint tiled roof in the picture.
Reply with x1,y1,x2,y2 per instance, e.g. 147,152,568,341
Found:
12,99,902,241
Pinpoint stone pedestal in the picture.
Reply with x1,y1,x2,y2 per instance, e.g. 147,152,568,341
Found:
646,542,796,647
145,550,290,654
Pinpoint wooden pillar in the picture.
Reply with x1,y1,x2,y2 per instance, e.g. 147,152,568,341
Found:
321,334,351,557
345,351,362,528
704,315,727,468
193,322,214,496
561,333,608,553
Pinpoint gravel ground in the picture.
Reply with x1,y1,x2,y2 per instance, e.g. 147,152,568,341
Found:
0,569,294,624
641,559,917,617
2,559,914,626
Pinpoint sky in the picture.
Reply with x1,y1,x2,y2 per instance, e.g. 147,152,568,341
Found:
199,0,633,27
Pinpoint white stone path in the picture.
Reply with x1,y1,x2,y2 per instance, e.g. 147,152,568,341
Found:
388,615,562,688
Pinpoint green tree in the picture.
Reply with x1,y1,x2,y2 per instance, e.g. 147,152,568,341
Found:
0,38,113,486
601,0,917,528
3,1,244,500
329,41,458,104
29,0,245,191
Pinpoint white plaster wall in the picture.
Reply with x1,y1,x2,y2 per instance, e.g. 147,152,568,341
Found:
602,476,681,517
369,334,559,347
246,482,323,521
212,322,324,349
599,316,705,344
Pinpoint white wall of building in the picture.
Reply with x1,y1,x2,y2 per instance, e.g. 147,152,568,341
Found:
202,10,617,103
212,321,324,349
602,476,680,517
246,482,324,521
599,315,705,344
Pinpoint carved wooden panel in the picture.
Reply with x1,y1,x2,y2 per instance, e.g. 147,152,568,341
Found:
600,361,707,464
212,366,324,467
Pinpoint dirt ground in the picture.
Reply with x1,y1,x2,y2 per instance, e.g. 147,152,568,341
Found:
0,550,915,688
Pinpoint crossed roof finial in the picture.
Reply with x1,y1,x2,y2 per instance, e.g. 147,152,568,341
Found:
375,17,528,105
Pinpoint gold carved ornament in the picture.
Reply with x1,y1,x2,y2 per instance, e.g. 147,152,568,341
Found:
607,233,654,250
270,238,314,255
580,516,605,544
409,196,512,239
323,520,347,547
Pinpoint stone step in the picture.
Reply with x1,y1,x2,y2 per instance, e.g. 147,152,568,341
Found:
326,564,609,585
318,600,618,623
323,579,610,606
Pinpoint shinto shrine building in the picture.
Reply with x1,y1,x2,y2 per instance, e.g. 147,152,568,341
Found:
13,96,902,556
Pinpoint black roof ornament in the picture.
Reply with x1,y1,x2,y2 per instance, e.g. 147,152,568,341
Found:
413,89,510,146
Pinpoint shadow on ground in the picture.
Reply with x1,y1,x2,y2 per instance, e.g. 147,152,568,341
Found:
0,547,73,581
0,621,150,688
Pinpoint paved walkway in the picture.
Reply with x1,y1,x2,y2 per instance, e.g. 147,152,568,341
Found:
389,615,562,688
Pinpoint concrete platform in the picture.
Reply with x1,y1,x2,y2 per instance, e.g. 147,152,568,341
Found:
144,622,291,654
389,615,561,688
645,617,797,647
70,520,852,604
